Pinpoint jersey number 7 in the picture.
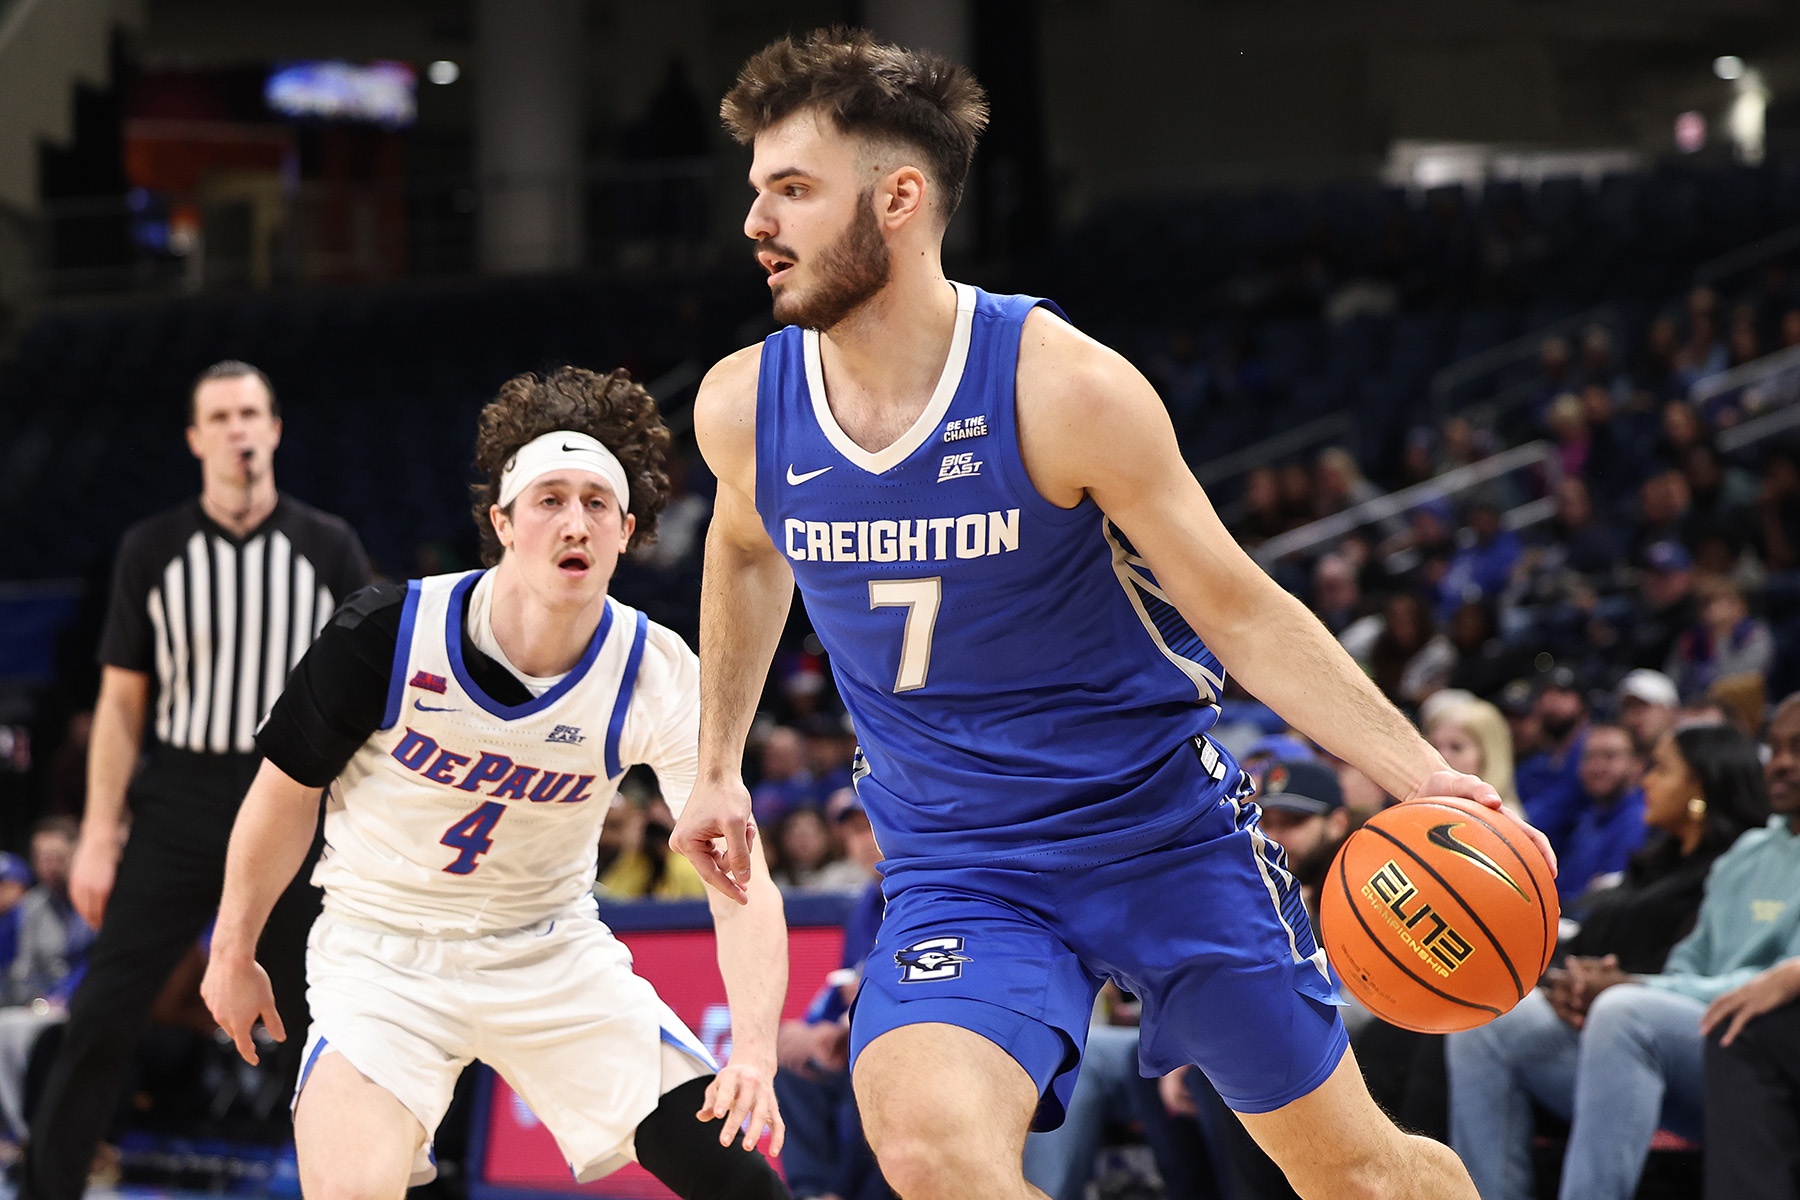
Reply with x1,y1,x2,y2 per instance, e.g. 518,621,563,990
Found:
441,800,506,874
868,577,942,693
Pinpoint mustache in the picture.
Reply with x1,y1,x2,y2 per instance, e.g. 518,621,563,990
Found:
756,238,800,265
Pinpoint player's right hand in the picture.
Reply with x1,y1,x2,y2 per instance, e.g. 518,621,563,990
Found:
671,777,759,904
69,825,122,929
200,952,286,1065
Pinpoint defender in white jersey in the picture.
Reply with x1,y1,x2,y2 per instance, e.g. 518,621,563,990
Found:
202,368,791,1200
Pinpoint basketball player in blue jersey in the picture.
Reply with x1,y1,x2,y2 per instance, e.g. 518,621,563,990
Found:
673,28,1557,1200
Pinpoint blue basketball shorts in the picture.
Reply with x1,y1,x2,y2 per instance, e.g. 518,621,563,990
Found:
848,794,1349,1129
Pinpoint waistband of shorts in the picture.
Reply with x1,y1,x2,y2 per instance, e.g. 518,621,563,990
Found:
874,737,1252,877
316,901,600,942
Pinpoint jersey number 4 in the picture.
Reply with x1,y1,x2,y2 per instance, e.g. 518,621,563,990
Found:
441,800,506,874
868,577,942,693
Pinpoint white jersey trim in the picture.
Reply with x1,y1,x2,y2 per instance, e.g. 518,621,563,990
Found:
802,281,976,476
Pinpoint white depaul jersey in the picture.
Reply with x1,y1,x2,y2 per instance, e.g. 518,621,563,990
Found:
314,570,699,936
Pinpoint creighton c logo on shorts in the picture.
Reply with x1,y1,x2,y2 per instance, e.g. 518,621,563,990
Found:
895,936,971,982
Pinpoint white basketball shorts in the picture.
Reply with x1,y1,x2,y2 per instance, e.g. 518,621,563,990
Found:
293,910,716,1184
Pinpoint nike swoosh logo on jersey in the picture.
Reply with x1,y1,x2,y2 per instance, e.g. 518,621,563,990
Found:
414,699,459,713
1427,822,1527,899
787,464,834,485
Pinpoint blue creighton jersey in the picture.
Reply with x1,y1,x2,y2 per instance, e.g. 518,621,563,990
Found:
756,283,1243,869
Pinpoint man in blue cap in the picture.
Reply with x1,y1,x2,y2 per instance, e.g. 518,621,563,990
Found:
1626,541,1698,671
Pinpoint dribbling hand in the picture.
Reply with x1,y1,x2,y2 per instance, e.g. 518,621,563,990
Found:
698,1059,785,1156
1403,768,1558,877
200,952,286,1065
671,778,759,905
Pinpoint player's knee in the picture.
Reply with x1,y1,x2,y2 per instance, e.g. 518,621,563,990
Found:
872,1134,1008,1200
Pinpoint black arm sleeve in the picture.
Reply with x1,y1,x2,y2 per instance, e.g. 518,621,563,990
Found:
256,582,406,787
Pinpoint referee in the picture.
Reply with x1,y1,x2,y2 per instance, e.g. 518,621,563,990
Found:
22,361,372,1200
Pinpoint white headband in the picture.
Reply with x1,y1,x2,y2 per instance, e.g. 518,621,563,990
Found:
498,430,631,512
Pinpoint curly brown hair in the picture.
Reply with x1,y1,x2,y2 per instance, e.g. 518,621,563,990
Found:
720,27,989,222
470,367,671,566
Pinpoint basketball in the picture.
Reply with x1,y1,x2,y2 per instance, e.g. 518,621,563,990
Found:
1320,795,1558,1033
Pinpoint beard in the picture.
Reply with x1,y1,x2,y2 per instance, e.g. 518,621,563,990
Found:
769,192,892,331
1290,836,1344,892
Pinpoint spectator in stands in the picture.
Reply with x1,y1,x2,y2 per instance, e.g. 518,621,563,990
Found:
1313,553,1378,647
1640,316,1683,401
1366,590,1457,707
1683,442,1758,553
1234,465,1291,546
1676,287,1730,397
1546,393,1591,479
1577,325,1627,399
1438,499,1521,619
1727,305,1762,371
769,807,865,894
1313,446,1383,518
1559,724,1649,903
0,822,97,1151
1756,445,1800,570
1538,476,1623,579
5,821,89,1009
595,789,708,901
1618,669,1680,759
1254,760,1352,931
1533,335,1574,416
1426,698,1521,816
1657,401,1708,471
1626,542,1700,671
1445,601,1534,701
800,714,857,800
1276,461,1316,529
0,856,30,975
1634,469,1697,560
1516,668,1590,855
750,726,817,825
1667,575,1775,702
1449,707,1789,1200
1241,732,1318,782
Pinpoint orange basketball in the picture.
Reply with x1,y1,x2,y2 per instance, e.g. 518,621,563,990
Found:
1319,795,1558,1033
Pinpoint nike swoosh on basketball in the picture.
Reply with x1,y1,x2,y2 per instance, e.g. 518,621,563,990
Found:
787,464,834,485
1427,822,1527,899
414,699,458,713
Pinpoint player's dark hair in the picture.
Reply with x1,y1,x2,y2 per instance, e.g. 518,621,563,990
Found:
471,366,671,566
190,360,279,425
720,27,989,221
1672,722,1768,853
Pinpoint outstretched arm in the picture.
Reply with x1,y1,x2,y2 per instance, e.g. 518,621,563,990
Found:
670,345,797,902
1016,312,1555,869
200,759,323,1062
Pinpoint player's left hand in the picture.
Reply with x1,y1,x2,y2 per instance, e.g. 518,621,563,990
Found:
199,951,285,1065
1403,768,1558,877
698,1058,785,1156
1702,959,1800,1046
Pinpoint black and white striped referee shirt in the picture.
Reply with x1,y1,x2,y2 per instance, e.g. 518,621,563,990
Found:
97,496,372,756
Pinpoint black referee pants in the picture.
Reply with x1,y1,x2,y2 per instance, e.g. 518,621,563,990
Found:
21,754,321,1200
1704,1001,1800,1200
